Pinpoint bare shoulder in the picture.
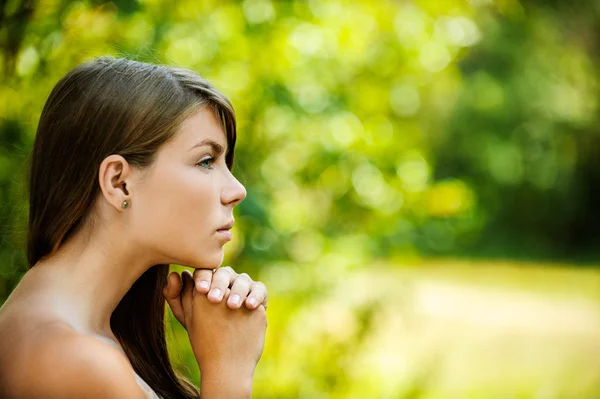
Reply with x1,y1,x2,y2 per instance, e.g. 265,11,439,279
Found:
9,325,147,399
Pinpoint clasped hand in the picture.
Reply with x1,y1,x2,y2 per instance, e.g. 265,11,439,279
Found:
162,266,268,391
163,266,269,324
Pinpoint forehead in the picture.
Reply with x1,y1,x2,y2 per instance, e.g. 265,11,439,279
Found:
173,107,227,150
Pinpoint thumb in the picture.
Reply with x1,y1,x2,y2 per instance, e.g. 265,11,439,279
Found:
163,271,186,328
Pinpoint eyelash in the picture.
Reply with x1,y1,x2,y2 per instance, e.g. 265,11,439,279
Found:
196,156,215,170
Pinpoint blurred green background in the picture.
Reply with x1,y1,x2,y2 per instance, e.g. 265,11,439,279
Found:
1,0,600,397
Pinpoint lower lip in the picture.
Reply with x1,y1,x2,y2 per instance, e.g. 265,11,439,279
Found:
216,230,232,242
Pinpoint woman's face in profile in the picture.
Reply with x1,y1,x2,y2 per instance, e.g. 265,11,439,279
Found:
127,107,246,269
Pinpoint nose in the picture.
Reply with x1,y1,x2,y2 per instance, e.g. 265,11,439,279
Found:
221,170,247,207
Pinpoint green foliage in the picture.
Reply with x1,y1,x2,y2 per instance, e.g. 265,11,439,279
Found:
1,0,599,274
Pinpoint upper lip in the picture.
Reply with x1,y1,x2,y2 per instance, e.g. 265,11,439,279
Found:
217,220,234,231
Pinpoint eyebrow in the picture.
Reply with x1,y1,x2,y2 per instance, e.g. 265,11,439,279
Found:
188,139,226,155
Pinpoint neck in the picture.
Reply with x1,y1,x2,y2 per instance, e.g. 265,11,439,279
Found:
30,223,159,338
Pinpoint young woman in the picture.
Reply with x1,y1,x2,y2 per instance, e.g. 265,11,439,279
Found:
0,56,268,398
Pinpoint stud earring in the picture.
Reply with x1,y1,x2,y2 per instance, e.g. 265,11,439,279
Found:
121,200,130,209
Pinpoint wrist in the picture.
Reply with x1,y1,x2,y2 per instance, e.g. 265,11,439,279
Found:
200,365,254,398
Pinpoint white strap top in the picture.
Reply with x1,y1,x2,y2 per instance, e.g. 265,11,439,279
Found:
132,370,164,399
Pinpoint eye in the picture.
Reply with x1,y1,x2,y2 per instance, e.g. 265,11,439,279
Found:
196,157,215,170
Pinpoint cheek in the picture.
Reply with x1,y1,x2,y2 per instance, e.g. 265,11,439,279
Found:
165,173,224,267
133,169,221,256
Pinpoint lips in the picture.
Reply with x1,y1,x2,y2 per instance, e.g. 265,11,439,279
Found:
217,220,234,231
216,220,233,243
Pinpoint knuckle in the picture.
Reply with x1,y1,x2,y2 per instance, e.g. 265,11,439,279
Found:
233,277,251,288
253,281,267,292
239,272,251,280
213,271,230,282
216,267,236,280
227,268,238,277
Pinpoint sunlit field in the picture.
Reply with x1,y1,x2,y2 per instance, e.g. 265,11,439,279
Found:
168,259,600,399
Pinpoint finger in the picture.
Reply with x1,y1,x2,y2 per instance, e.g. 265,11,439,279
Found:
222,287,232,305
207,266,237,303
245,281,268,310
226,273,253,309
192,268,214,294
163,271,182,299
181,270,195,322
258,304,268,327
163,272,186,326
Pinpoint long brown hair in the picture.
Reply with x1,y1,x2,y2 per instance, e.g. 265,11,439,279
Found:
27,56,237,398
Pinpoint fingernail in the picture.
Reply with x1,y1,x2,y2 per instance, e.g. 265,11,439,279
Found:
230,294,240,306
248,298,257,307
209,288,222,301
198,281,209,290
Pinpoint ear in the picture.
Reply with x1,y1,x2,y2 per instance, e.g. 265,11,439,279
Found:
98,154,134,211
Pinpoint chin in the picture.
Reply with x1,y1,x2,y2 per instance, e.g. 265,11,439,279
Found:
189,250,224,270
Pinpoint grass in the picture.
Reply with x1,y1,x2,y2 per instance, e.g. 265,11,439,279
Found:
250,258,600,398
